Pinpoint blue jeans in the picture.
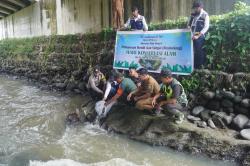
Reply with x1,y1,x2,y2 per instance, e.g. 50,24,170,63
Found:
193,35,206,69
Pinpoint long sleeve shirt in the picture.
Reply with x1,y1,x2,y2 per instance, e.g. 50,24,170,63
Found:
124,14,148,31
188,9,209,35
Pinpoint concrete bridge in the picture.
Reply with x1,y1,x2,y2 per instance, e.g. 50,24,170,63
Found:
0,0,249,39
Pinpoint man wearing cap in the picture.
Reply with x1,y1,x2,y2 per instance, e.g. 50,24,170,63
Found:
87,65,106,100
105,72,137,106
124,6,148,31
188,1,209,69
127,68,160,111
152,69,188,124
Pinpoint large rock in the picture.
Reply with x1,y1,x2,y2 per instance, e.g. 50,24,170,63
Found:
196,121,207,128
206,100,221,111
221,91,235,100
241,99,250,108
232,114,249,130
187,115,201,123
235,105,249,115
240,129,250,140
192,106,205,116
203,91,215,100
221,99,234,108
244,121,250,129
200,109,211,121
233,96,242,104
212,115,226,129
52,83,66,91
208,119,216,129
223,115,234,125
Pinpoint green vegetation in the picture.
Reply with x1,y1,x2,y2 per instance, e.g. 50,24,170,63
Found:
0,1,250,94
148,1,250,73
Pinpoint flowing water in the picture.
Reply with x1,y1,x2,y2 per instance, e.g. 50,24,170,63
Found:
0,75,237,166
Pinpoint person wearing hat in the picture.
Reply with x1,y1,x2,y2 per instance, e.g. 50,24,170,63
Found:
124,6,148,31
87,65,106,100
105,71,137,106
127,68,160,111
152,69,188,124
188,1,209,69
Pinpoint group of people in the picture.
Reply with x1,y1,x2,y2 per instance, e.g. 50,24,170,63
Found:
121,1,209,69
86,1,210,124
87,66,188,124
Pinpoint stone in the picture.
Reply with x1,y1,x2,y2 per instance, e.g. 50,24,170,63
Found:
192,106,205,116
232,114,249,130
78,82,87,91
53,83,66,90
221,99,234,108
203,91,215,100
241,99,250,108
208,119,216,129
221,91,235,100
210,111,217,115
197,121,207,128
200,109,211,121
233,96,242,104
66,81,78,91
187,115,201,123
214,111,227,118
222,115,233,125
223,107,234,114
244,121,250,129
240,129,250,140
215,92,223,100
206,100,221,111
40,77,49,83
234,105,249,115
212,116,226,129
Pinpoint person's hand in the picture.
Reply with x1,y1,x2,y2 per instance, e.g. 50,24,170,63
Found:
152,99,156,107
137,82,141,87
134,96,139,102
127,93,132,101
192,35,200,40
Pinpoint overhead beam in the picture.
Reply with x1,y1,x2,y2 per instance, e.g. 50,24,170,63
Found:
0,1,19,12
0,7,12,15
0,13,7,17
7,0,26,8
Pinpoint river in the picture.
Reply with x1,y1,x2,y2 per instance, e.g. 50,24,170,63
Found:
0,75,236,166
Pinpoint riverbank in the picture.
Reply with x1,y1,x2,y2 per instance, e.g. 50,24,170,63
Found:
1,70,250,165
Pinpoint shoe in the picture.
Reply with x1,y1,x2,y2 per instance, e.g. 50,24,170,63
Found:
175,113,185,124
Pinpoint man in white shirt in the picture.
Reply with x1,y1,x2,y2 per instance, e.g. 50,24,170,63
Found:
188,1,209,69
124,6,148,31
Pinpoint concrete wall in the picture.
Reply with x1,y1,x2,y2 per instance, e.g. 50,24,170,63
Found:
1,0,250,39
56,0,110,35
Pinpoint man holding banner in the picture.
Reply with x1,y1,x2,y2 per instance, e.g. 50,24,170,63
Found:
124,6,148,31
188,1,210,69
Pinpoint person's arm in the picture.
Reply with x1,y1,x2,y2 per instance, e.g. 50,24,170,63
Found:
200,14,209,35
159,84,181,106
105,87,123,105
103,82,111,101
124,18,131,28
142,16,148,31
152,92,162,107
134,92,151,101
89,75,103,94
127,88,139,101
